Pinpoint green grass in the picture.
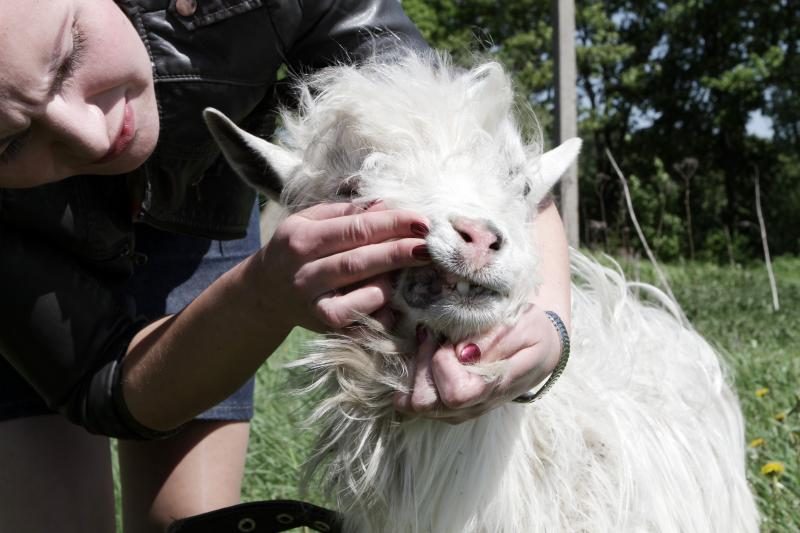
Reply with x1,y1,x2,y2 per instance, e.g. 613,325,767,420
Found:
237,257,800,530
241,330,320,503
628,256,800,532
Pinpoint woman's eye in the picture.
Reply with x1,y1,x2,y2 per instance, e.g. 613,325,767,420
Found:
0,26,86,166
0,131,31,165
53,25,87,93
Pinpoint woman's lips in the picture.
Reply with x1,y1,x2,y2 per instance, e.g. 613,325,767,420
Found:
96,102,135,164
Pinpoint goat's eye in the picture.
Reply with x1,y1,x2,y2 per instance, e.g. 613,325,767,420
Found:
335,179,360,199
507,166,530,197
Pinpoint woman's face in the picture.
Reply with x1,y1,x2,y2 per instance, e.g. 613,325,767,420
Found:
0,0,159,187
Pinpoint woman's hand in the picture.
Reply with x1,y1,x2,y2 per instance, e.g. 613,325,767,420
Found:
393,304,563,424
123,199,430,431
393,202,571,424
255,201,431,333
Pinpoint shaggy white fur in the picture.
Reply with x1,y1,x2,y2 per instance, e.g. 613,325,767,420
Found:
205,50,759,532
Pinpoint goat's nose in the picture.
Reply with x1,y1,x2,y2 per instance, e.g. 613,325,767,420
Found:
452,217,503,251
451,217,504,268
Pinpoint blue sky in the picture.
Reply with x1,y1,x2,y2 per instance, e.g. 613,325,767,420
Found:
746,109,774,139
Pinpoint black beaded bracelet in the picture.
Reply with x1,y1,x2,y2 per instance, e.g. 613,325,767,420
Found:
512,310,571,404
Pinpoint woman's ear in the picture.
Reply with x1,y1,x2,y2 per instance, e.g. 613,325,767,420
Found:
204,107,300,203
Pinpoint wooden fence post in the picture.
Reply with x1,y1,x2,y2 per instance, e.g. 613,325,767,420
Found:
553,0,580,247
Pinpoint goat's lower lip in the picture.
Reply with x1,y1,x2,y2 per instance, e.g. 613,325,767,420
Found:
400,266,502,307
96,102,135,164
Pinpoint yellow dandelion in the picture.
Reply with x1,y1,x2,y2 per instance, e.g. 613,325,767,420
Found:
760,461,785,476
774,411,786,422
755,387,769,398
748,438,765,448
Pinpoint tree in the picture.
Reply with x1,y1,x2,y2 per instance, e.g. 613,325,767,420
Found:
402,0,800,259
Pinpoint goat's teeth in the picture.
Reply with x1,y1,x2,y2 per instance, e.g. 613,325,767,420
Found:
456,280,470,295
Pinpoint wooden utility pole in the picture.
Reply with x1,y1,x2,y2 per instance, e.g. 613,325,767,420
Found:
553,0,579,247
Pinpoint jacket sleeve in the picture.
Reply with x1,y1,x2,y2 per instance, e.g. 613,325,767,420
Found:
0,224,170,439
282,0,429,70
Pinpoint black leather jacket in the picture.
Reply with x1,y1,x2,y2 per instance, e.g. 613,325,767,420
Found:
0,0,424,439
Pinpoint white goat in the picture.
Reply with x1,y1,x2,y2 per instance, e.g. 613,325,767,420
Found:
205,50,758,533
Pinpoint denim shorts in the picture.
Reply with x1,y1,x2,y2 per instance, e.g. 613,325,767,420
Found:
0,206,261,424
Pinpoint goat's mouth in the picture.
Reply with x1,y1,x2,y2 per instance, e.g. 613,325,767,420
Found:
399,266,507,308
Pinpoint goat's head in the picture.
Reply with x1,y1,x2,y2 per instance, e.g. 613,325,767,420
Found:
206,52,580,341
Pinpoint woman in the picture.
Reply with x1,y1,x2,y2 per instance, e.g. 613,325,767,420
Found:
0,1,571,531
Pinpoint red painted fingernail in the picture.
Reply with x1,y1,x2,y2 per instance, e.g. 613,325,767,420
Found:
411,222,430,237
459,343,481,364
412,245,431,260
416,325,428,344
363,199,382,210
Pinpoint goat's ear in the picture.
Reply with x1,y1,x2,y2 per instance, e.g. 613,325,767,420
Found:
529,137,582,201
466,62,513,134
203,107,299,203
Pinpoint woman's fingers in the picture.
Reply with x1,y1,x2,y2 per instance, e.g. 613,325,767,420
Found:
370,305,396,330
290,207,430,259
497,337,560,397
396,335,490,415
394,328,439,413
295,201,376,221
430,346,492,409
447,308,561,399
449,305,538,365
298,238,430,299
395,307,564,419
409,345,438,413
264,200,431,330
314,276,394,329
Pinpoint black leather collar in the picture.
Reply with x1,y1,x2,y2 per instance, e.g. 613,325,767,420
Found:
168,499,342,533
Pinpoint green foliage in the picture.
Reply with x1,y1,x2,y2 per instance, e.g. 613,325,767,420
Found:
624,158,683,260
770,151,800,253
403,0,800,260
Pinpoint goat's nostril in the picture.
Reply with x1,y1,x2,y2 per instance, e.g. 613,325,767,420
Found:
451,217,503,253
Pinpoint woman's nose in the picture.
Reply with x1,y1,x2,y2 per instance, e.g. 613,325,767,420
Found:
42,95,111,161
